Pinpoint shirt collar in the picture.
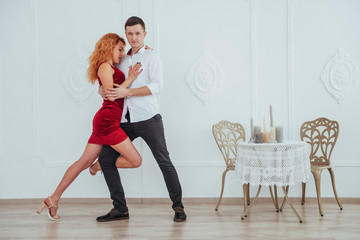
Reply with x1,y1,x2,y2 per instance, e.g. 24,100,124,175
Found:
127,45,146,56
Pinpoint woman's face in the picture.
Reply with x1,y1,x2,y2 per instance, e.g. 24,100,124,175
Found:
111,41,125,64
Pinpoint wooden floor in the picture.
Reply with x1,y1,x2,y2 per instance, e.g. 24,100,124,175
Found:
0,198,359,240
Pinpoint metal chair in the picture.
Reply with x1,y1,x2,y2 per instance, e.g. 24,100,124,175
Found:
300,117,343,216
212,120,248,211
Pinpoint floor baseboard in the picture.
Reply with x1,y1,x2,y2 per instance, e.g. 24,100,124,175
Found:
0,197,359,204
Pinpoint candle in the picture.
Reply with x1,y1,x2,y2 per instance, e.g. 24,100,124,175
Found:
270,105,274,127
276,126,284,143
255,132,263,143
254,125,261,134
250,117,254,140
263,131,270,143
263,118,266,133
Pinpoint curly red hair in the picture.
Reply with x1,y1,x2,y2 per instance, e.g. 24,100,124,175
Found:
87,33,126,84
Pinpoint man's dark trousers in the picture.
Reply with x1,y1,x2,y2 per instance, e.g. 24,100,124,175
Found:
98,114,183,213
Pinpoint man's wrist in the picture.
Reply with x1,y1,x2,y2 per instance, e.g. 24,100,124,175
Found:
126,88,133,97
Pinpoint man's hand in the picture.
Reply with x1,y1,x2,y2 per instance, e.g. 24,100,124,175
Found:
98,86,108,100
106,84,129,100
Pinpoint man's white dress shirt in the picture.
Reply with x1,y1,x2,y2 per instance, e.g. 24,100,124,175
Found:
117,46,163,123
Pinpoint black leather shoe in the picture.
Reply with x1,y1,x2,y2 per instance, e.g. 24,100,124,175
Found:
96,208,129,222
173,206,187,222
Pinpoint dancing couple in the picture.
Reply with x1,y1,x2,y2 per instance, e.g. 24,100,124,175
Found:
37,16,186,223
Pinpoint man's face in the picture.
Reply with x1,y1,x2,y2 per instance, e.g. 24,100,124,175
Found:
125,24,147,49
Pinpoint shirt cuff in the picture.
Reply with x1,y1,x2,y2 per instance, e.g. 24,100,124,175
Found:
147,82,161,95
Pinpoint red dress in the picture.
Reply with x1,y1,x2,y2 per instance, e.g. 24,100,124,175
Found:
88,63,128,145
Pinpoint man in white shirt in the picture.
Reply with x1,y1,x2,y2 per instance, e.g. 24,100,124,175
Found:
96,16,186,222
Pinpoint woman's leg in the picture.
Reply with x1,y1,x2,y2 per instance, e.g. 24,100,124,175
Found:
111,138,142,168
46,144,103,216
89,138,141,174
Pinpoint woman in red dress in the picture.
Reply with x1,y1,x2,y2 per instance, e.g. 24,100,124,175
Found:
37,33,142,220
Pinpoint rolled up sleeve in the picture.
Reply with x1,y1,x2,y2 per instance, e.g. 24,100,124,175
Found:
146,52,163,95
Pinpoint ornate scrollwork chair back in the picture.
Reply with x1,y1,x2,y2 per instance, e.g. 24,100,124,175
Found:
300,118,339,167
212,120,246,211
213,121,245,169
300,117,343,216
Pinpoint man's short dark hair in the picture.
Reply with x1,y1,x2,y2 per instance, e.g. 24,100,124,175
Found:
125,16,146,31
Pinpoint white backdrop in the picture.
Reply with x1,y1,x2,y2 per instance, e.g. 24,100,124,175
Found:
0,0,359,199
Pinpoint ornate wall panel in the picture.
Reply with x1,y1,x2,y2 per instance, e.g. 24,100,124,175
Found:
186,51,225,105
321,49,359,103
32,0,127,166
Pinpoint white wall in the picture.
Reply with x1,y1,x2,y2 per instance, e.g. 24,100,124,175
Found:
1,0,359,199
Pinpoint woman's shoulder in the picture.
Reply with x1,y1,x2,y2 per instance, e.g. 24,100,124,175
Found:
97,62,115,80
98,62,115,73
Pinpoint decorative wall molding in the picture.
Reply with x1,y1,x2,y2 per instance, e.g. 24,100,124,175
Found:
287,0,295,140
63,51,96,103
31,0,50,166
0,64,3,160
186,51,225,105
173,160,360,168
332,161,360,167
32,0,127,166
321,49,359,103
153,0,159,53
177,0,253,166
246,0,257,122
174,161,224,167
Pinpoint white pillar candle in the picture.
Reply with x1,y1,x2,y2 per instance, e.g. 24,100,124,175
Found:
250,117,254,140
276,126,284,143
270,104,274,127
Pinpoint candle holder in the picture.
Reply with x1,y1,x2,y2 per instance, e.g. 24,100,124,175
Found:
268,126,277,143
249,118,255,143
255,131,263,143
263,131,270,143
267,104,277,143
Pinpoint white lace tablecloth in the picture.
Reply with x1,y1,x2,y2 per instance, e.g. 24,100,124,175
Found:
235,141,310,187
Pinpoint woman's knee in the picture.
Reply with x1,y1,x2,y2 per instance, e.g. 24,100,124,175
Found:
78,152,99,169
76,157,94,170
131,155,142,168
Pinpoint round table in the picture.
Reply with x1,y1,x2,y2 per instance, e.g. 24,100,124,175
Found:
235,141,310,222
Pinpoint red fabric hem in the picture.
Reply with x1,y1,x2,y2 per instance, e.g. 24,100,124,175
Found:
88,133,127,146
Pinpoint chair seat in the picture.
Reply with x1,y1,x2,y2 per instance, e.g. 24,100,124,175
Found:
311,164,331,170
227,163,235,170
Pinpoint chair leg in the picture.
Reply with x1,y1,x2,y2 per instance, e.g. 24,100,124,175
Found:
247,183,250,205
312,169,324,216
215,169,229,211
269,186,278,211
279,185,289,211
301,182,306,205
281,186,303,223
328,168,343,210
243,184,248,216
241,186,262,220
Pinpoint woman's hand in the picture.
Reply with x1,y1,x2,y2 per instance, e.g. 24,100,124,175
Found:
128,62,143,81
